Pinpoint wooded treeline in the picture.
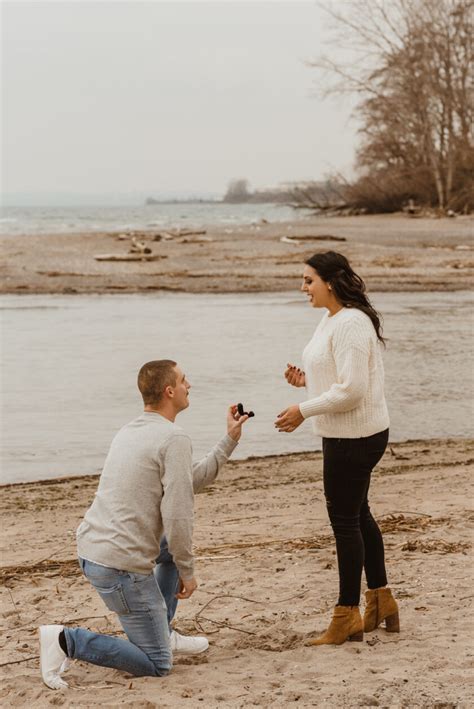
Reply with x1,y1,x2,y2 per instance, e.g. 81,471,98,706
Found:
222,178,343,206
306,0,473,214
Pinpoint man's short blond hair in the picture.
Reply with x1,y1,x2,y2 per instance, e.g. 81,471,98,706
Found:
137,360,177,406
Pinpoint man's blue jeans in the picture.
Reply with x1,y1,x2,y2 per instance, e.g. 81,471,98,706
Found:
64,539,180,677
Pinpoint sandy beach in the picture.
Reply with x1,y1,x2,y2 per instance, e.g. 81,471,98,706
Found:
1,211,473,706
1,438,473,707
3,1,473,705
1,214,473,295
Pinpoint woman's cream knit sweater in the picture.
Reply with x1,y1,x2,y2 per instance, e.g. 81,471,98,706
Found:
299,307,389,438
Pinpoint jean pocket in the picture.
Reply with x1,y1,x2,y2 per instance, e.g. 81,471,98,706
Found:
95,583,131,615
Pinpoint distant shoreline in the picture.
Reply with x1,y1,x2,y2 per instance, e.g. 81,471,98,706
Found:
1,213,472,295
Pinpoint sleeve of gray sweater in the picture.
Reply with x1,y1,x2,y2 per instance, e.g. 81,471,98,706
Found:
160,432,238,580
160,432,195,581
192,434,238,493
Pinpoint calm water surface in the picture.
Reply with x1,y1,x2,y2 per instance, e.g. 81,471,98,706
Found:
0,203,311,236
1,291,472,483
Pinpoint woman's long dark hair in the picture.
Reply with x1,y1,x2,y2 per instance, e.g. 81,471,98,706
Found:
305,251,386,345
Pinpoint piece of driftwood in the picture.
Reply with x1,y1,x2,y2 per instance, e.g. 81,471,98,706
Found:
152,230,208,242
176,229,207,237
93,254,164,262
177,236,213,244
129,237,152,254
280,234,346,244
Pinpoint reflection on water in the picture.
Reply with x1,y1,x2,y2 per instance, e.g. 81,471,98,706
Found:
1,291,472,483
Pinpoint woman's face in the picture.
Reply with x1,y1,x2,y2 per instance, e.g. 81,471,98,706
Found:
301,264,331,309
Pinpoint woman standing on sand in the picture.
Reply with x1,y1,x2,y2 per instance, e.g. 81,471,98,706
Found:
275,251,399,646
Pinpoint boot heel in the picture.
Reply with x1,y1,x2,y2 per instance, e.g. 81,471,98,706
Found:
348,630,364,642
385,611,400,633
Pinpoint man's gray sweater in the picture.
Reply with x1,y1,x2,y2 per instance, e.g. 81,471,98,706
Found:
77,412,237,580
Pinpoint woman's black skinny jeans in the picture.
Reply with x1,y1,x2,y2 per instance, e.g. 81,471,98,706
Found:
322,428,389,607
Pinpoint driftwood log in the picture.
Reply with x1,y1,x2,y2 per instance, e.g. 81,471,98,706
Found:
280,234,346,244
93,254,164,262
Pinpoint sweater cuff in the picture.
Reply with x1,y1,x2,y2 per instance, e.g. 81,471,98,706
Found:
176,561,195,581
299,397,327,419
220,433,239,455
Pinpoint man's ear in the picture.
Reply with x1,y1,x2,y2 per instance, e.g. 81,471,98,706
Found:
165,385,174,399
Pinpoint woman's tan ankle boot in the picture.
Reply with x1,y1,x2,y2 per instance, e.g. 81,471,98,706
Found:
364,587,400,633
307,605,364,646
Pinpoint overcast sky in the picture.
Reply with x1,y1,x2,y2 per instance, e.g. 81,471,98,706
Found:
2,1,358,203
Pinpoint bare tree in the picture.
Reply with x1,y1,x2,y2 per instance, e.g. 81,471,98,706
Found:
223,179,251,203
311,0,474,211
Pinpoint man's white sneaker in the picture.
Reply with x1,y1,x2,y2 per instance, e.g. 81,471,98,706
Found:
59,657,71,674
169,629,209,655
39,625,69,690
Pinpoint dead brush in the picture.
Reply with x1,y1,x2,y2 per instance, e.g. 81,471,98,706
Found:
378,512,449,534
401,539,470,554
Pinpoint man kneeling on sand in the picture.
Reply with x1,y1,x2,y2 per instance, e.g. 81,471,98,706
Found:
39,359,248,690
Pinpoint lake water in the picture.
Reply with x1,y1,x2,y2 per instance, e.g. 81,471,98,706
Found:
0,203,311,236
1,291,472,484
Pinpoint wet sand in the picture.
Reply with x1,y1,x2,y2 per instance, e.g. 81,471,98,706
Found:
1,438,473,707
1,214,473,294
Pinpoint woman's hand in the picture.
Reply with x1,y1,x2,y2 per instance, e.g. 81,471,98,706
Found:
274,404,304,433
284,363,306,388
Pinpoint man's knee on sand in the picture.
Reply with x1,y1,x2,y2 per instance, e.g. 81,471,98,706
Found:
124,662,171,678
135,647,172,678
151,661,172,677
